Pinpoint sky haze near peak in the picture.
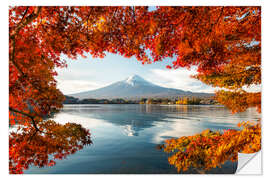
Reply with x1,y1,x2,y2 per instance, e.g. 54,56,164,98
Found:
55,53,216,95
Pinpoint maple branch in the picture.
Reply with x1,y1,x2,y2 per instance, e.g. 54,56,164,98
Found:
9,107,35,119
9,7,53,118
10,7,42,40
215,7,224,24
18,7,29,25
9,56,25,78
9,107,41,132
132,6,136,23
209,7,224,33
10,7,42,66
28,129,39,142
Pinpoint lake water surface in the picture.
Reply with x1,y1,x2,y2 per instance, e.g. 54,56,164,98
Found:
24,104,261,174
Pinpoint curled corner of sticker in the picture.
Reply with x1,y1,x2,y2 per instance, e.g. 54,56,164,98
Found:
236,151,262,175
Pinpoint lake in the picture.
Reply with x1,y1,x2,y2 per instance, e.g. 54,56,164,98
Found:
24,104,261,174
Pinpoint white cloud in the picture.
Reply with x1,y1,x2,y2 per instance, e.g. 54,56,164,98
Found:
55,66,108,94
146,68,217,93
55,67,96,81
56,79,106,94
54,112,113,130
55,64,260,95
151,118,202,144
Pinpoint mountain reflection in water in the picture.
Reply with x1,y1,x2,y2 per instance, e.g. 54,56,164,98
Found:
18,104,260,174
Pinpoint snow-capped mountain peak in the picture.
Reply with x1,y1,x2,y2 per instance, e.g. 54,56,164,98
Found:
125,75,153,86
69,74,212,100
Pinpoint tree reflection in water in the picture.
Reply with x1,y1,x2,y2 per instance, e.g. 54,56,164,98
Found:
158,121,261,173
9,120,92,174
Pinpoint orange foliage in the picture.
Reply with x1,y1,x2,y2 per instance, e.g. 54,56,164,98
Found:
9,8,261,131
9,6,261,173
176,97,188,105
9,120,92,174
160,121,261,172
9,7,261,125
216,91,261,114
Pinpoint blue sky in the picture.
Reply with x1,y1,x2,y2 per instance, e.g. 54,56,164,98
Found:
55,52,217,94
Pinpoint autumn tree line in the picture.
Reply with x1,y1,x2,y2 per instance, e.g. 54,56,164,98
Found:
140,96,217,105
64,95,217,105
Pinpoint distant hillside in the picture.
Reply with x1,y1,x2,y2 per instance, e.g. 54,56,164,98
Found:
69,75,213,100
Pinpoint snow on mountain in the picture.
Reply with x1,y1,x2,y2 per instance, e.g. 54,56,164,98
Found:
125,75,155,86
69,75,211,99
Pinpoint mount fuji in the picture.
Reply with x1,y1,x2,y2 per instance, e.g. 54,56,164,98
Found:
69,75,212,99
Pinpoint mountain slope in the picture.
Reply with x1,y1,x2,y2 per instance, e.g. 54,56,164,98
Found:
69,75,212,99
